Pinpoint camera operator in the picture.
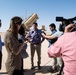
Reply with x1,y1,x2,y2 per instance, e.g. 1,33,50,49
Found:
48,24,76,75
57,20,75,75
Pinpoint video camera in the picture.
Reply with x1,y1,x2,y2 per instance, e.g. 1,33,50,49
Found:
56,16,76,32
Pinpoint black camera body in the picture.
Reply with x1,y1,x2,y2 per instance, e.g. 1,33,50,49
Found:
56,17,76,32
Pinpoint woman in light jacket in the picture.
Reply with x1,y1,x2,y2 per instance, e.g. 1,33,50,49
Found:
4,16,27,75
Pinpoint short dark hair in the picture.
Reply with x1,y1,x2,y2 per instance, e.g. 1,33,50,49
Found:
49,23,56,29
33,22,38,26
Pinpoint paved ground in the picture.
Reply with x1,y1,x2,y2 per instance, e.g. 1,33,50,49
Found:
0,32,58,75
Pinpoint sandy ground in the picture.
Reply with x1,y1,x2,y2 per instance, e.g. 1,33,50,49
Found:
0,32,58,75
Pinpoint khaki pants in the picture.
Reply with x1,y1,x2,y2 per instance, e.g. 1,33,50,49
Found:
57,57,63,67
52,57,63,66
30,44,41,65
53,57,57,66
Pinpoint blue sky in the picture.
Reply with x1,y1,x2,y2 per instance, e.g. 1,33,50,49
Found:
0,0,76,32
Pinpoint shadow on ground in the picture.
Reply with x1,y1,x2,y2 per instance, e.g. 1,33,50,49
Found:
0,72,8,75
0,66,59,75
24,66,52,75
